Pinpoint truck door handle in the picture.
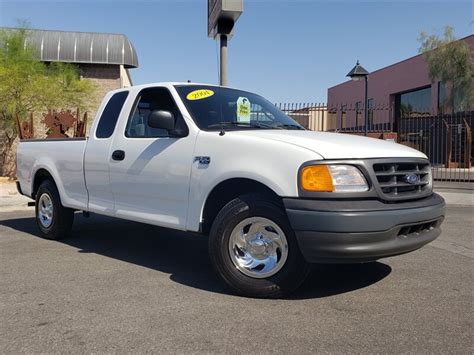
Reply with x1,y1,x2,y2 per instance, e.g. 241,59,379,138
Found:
112,150,125,161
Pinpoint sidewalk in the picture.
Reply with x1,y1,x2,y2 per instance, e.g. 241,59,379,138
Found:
1,181,473,213
0,180,32,213
434,181,474,207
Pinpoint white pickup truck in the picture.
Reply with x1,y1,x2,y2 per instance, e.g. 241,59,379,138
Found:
17,82,445,298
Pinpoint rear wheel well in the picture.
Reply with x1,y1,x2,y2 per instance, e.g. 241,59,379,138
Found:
32,169,55,199
201,178,282,235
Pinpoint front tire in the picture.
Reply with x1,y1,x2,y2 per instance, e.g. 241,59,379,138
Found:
35,180,74,240
209,194,309,298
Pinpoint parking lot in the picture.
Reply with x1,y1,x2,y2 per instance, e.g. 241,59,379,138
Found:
0,205,472,353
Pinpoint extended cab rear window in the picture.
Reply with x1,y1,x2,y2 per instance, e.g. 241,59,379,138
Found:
96,91,129,138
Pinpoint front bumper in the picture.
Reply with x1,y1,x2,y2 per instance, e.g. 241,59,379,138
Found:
284,193,445,263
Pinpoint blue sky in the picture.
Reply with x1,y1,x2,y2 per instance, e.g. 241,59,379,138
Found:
0,0,472,102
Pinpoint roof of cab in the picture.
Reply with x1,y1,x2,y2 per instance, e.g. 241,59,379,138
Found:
124,82,244,92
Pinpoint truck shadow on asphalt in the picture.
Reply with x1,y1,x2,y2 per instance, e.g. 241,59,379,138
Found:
1,213,392,299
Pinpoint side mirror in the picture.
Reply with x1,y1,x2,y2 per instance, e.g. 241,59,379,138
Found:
148,110,175,132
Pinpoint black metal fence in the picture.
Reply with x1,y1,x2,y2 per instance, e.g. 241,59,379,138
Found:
276,102,473,182
276,103,329,131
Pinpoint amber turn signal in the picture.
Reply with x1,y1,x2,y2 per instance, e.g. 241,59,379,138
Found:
301,165,334,192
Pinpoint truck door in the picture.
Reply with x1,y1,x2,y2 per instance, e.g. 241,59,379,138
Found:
84,90,129,215
108,87,195,230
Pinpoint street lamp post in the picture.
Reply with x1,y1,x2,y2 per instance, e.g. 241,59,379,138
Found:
347,61,370,136
219,34,228,86
208,0,243,86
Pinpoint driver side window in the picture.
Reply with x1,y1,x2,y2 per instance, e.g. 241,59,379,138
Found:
125,88,184,138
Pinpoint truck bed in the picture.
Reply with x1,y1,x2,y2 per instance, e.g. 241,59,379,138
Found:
16,138,89,210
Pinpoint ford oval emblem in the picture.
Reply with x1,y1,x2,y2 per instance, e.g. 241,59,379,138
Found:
404,173,420,185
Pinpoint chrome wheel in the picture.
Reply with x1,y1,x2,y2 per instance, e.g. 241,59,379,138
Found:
38,193,53,228
228,217,289,279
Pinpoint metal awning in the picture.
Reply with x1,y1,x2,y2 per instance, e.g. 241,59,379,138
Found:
3,28,138,68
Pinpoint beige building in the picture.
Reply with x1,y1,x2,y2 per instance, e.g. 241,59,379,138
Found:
286,106,332,131
20,28,139,119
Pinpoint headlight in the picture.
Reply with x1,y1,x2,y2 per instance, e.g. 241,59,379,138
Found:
301,165,368,192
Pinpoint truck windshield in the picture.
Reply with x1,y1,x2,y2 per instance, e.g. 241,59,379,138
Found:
175,85,304,131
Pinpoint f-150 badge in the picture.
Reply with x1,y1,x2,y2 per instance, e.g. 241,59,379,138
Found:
194,156,211,167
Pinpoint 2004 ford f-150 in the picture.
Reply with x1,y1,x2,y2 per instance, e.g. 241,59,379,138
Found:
17,83,445,298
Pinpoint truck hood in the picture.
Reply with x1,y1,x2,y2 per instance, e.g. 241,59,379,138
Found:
230,130,426,159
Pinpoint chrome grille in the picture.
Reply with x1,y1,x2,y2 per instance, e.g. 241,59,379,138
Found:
373,161,431,200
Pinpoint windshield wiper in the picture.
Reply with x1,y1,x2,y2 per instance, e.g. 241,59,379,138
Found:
274,124,305,130
207,121,276,130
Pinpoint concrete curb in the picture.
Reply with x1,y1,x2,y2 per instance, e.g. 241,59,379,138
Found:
0,182,32,213
435,190,474,207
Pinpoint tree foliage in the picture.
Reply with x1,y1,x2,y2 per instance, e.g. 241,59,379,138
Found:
0,27,96,134
419,26,473,113
0,25,96,176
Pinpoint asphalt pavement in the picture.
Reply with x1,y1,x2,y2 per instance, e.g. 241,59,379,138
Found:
0,206,472,353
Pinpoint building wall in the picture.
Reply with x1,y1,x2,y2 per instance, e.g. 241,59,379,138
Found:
79,64,122,126
120,65,133,88
308,108,330,131
77,63,135,133
327,35,474,129
285,107,330,131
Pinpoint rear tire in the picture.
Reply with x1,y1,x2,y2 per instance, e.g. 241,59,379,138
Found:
209,193,309,298
35,180,74,240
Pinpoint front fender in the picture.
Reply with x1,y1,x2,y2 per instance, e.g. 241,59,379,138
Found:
185,131,323,232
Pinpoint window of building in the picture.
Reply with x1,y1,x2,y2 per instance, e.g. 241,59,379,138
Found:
438,81,446,113
438,81,466,114
125,87,187,138
96,91,129,139
395,86,431,118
